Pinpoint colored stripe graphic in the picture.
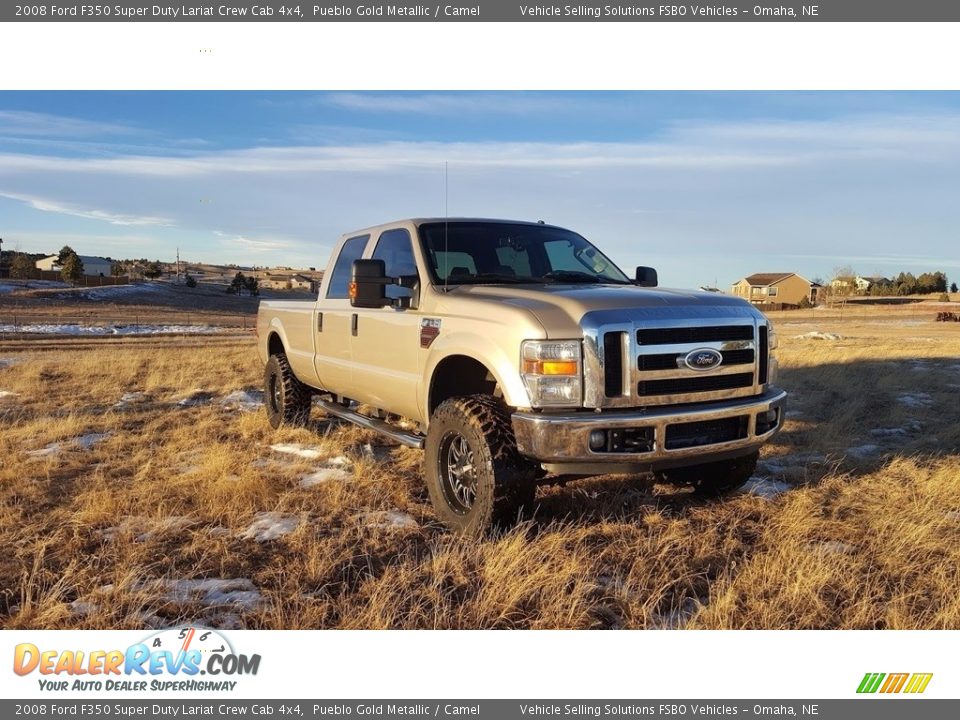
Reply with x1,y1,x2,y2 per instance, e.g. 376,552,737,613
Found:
857,673,885,693
904,673,933,694
857,672,932,694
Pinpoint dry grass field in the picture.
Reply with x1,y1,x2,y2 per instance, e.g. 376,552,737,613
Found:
1,315,959,630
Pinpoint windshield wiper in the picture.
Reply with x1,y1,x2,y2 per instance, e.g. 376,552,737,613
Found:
536,270,631,285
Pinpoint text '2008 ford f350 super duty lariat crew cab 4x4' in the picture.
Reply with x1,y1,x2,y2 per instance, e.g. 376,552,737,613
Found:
257,218,786,534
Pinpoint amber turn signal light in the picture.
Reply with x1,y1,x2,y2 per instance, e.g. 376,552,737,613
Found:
522,359,579,376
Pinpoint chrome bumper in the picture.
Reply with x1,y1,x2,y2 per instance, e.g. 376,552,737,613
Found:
512,387,786,475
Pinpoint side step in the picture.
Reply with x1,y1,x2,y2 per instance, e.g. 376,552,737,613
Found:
315,398,425,449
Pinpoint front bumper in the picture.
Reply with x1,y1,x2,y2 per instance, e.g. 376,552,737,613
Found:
512,387,786,475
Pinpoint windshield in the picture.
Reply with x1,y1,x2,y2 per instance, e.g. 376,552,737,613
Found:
418,221,631,286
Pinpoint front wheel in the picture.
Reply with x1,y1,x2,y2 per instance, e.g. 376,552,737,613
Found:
656,451,758,497
264,353,312,429
425,395,537,535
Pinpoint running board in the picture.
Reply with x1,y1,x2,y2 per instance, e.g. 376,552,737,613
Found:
315,398,425,449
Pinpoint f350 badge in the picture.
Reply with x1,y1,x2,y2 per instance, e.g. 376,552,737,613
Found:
420,318,442,348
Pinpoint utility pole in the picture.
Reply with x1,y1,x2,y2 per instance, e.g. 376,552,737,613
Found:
176,247,182,283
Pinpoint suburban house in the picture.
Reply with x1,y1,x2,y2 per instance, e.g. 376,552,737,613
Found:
260,273,320,292
36,254,112,277
731,272,821,307
855,275,890,292
830,275,890,293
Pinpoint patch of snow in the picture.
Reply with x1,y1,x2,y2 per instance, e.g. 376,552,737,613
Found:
269,443,324,460
758,452,826,477
945,511,960,522
76,432,111,450
870,420,923,437
176,389,214,407
897,392,933,408
741,476,792,499
0,323,227,336
26,442,63,459
113,391,150,410
847,444,880,459
793,331,843,341
142,578,264,610
784,410,806,419
79,284,163,300
0,358,19,369
300,466,352,488
69,600,98,616
26,432,110,458
220,389,264,411
0,390,17,399
99,515,196,542
241,512,301,542
0,280,68,292
361,510,419,530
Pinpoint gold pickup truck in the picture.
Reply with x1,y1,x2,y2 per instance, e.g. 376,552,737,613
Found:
256,218,785,534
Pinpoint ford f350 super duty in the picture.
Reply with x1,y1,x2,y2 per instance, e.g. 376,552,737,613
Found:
256,218,785,534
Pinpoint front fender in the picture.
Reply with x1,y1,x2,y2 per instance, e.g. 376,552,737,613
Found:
422,331,532,418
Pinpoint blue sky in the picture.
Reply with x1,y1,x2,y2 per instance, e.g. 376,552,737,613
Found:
1,91,959,289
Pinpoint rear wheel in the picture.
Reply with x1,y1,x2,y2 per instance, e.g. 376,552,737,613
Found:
657,451,758,497
264,353,312,429
425,395,537,535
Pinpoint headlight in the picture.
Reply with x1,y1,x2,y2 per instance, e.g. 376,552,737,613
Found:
521,340,582,407
767,323,778,350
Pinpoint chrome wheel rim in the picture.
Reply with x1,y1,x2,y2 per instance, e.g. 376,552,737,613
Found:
269,373,282,411
439,432,477,514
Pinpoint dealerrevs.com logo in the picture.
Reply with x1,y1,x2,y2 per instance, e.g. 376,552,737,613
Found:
13,627,261,693
857,673,933,694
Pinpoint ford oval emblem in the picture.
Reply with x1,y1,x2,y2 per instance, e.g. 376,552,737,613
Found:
683,348,723,371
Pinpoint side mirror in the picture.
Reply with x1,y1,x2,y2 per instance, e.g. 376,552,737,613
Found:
635,266,658,287
349,259,390,308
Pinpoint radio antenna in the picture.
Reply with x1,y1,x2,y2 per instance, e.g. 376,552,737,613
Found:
444,161,449,292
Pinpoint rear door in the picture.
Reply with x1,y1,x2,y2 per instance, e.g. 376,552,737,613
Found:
346,227,423,419
313,234,370,393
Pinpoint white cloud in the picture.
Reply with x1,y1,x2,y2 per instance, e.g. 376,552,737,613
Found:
0,192,171,226
2,112,959,283
0,110,138,138
322,92,581,116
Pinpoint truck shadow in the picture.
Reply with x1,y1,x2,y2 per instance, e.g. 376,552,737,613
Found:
528,355,960,525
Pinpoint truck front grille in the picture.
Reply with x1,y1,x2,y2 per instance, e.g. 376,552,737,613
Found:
638,348,755,372
637,325,754,345
638,372,754,397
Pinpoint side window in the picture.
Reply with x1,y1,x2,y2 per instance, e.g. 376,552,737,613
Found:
372,228,417,300
326,235,369,299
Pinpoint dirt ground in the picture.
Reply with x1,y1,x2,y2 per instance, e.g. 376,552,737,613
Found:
1,315,958,629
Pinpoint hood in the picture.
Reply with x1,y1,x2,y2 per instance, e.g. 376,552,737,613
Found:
447,283,763,336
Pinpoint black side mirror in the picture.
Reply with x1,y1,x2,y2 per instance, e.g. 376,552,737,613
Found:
350,259,390,308
635,266,658,287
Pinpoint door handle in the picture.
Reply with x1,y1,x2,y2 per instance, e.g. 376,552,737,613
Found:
351,313,358,336
317,312,323,332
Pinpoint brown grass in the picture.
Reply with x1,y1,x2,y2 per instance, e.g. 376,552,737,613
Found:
1,316,958,630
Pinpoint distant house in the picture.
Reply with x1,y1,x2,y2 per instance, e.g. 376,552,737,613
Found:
854,275,890,292
260,272,320,292
36,254,112,277
289,274,318,292
731,272,820,306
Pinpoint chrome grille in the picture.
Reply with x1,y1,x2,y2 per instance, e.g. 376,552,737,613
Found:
583,311,767,409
